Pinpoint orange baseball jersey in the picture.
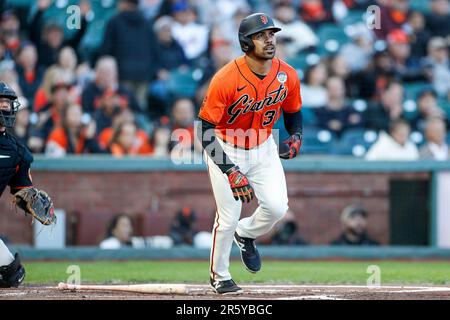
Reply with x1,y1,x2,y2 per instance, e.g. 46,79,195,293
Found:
198,55,302,149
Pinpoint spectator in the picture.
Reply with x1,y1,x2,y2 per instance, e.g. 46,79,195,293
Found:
425,0,450,38
29,81,72,151
272,3,319,57
373,0,411,40
15,43,44,107
100,0,157,112
299,0,335,29
351,49,396,101
149,116,171,157
300,62,328,108
139,0,164,21
196,0,250,27
54,47,78,84
81,56,140,115
154,16,188,73
100,214,134,249
410,89,448,132
170,1,209,63
92,89,130,135
33,66,75,112
326,54,355,97
340,23,375,73
365,119,419,161
422,37,450,98
419,117,449,160
330,205,380,245
386,29,425,83
0,63,28,109
11,106,31,148
315,77,364,137
366,80,404,132
149,15,189,119
214,7,250,57
108,120,153,157
269,210,308,245
97,108,150,149
170,98,201,155
169,207,198,246
195,36,234,107
0,9,22,60
45,103,103,157
404,11,431,61
28,0,90,67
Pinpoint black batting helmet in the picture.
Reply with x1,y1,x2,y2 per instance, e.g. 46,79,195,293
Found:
0,82,20,128
238,13,281,53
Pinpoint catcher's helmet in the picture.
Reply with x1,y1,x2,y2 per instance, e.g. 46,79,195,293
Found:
238,13,281,53
0,82,20,128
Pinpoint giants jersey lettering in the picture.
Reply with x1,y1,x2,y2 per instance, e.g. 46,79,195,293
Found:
199,56,302,149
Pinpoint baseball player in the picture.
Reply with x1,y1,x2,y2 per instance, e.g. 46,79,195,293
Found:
0,82,55,288
198,13,303,294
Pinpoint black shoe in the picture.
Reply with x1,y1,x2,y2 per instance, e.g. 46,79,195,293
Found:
0,253,26,288
210,278,243,295
234,232,261,273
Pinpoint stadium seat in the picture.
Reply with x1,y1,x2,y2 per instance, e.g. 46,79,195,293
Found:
286,53,321,73
409,0,431,13
301,127,337,154
317,23,350,55
301,107,318,127
339,10,365,27
403,82,433,100
438,99,450,118
333,128,378,157
402,100,419,121
167,69,198,98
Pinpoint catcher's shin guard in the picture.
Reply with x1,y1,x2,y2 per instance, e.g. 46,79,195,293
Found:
0,253,25,288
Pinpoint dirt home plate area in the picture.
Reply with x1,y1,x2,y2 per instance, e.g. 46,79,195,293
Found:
2,284,450,300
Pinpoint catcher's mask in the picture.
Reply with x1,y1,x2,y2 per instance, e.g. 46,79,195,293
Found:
0,82,20,128
238,13,281,53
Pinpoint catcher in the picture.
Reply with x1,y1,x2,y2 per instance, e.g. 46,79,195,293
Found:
0,82,55,288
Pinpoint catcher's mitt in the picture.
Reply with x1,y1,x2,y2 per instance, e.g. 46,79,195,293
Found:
14,187,56,225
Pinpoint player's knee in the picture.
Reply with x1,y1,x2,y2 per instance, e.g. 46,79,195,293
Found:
266,201,289,221
0,253,25,288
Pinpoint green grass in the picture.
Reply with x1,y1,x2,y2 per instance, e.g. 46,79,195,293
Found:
24,260,450,285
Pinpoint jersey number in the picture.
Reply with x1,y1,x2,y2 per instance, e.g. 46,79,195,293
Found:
262,110,276,126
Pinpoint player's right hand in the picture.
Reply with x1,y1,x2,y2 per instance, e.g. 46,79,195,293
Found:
226,166,254,203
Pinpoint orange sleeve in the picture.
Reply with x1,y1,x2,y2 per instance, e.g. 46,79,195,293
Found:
137,130,153,154
98,128,113,149
198,75,231,125
47,127,68,150
33,88,48,112
281,71,302,113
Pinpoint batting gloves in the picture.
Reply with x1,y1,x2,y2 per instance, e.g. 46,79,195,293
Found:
279,133,302,160
226,166,254,203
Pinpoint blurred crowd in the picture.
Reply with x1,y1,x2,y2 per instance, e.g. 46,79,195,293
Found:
0,0,449,160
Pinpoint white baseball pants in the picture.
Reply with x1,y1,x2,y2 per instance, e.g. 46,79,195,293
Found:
205,135,289,281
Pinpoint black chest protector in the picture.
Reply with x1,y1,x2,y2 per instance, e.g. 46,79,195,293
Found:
0,131,33,196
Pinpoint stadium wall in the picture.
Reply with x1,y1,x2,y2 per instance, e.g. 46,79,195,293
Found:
1,156,448,247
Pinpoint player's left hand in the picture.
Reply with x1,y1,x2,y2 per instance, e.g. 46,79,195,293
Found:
13,187,56,225
279,133,302,160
